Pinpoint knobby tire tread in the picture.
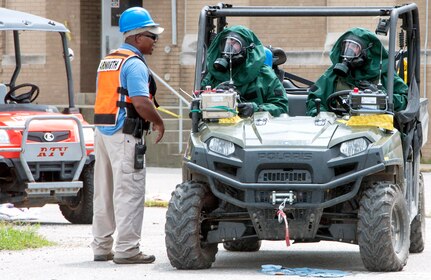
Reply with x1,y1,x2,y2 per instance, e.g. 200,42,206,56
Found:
409,173,425,253
358,183,410,272
59,163,94,224
165,181,218,269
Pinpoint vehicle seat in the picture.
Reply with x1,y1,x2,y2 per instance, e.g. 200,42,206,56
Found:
0,84,6,104
283,80,298,89
267,47,307,116
271,47,287,67
269,47,299,90
271,47,287,82
285,92,308,116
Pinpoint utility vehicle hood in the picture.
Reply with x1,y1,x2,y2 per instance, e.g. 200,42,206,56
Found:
203,112,339,148
0,111,86,135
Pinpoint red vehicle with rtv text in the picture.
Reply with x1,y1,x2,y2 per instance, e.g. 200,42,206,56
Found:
0,8,94,224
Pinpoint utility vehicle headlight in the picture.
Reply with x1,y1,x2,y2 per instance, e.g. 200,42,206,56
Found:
0,130,10,144
208,138,235,156
340,138,368,157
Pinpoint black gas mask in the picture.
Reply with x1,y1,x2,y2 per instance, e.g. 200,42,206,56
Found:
333,37,368,77
213,33,248,72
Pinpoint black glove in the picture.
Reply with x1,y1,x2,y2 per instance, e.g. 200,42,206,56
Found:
358,80,378,92
238,103,255,118
216,81,237,92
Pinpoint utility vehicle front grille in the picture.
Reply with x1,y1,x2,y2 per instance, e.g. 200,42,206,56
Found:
27,131,70,142
258,169,311,183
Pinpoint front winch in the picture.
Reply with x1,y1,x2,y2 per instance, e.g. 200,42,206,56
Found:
271,191,296,205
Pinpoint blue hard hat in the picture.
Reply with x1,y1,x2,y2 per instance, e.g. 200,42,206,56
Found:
119,7,161,33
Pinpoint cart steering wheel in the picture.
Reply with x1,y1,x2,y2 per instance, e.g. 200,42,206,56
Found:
4,83,40,104
326,89,352,115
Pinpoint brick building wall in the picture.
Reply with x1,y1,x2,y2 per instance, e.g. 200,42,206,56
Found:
80,1,101,94
45,0,80,105
145,0,184,107
1,0,47,97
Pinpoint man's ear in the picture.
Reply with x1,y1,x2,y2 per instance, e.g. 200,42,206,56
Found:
134,35,141,43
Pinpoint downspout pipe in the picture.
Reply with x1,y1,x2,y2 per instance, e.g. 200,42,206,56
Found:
171,0,177,45
423,0,429,98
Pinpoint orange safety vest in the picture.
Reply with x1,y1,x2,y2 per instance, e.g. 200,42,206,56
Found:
94,49,157,125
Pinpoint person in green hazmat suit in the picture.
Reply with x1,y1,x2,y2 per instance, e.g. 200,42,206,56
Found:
306,27,408,116
201,25,289,117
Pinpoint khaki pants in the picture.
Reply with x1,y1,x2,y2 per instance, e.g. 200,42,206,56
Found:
91,129,146,258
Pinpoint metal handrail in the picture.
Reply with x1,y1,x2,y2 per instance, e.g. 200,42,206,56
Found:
57,71,191,154
151,71,190,106
151,71,190,153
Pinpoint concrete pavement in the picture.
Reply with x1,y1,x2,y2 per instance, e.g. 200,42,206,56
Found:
6,206,431,280
1,166,429,280
145,167,181,202
421,164,431,172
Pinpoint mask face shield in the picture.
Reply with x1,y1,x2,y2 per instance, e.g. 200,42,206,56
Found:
220,36,244,56
213,32,247,72
340,39,363,59
333,37,367,77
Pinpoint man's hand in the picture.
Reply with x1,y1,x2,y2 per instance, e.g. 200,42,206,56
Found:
131,96,165,143
237,102,255,118
152,122,165,144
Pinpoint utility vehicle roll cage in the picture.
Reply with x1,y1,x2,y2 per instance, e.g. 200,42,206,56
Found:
0,7,78,113
194,3,421,112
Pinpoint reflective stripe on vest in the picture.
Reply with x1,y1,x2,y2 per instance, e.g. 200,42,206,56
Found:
94,49,136,125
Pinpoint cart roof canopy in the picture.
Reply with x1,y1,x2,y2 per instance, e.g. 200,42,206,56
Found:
0,7,68,32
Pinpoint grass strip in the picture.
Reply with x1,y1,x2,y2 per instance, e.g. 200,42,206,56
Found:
0,221,54,250
145,200,168,208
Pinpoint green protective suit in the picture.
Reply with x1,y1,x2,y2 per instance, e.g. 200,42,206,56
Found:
306,27,408,116
201,25,289,117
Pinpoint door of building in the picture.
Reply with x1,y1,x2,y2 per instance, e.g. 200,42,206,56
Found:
101,0,142,58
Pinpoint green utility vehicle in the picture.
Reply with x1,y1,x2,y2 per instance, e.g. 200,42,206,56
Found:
165,3,428,271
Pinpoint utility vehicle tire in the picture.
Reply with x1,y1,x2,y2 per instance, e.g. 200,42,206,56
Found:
358,183,410,272
409,173,425,253
223,239,261,252
59,163,94,224
165,181,218,269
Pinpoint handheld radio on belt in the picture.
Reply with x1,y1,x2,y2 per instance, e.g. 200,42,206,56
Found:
134,138,146,169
